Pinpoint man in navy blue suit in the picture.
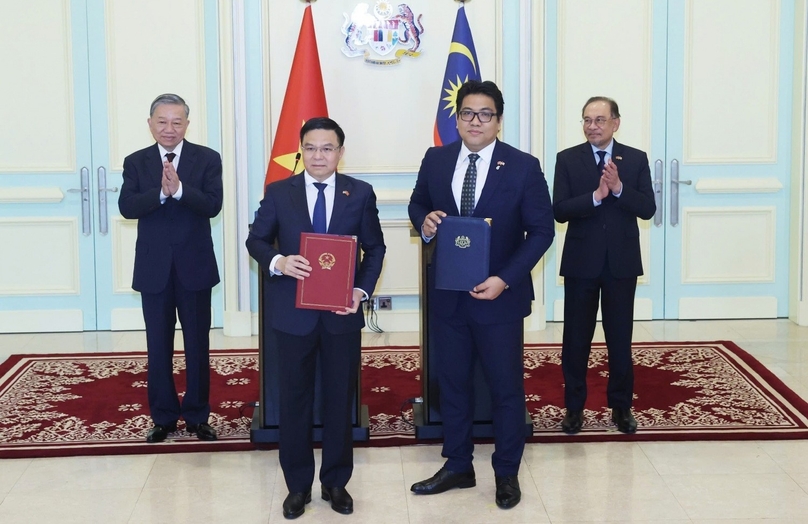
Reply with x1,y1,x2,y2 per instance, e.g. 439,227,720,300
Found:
553,96,656,435
408,80,554,509
246,117,385,519
118,93,223,444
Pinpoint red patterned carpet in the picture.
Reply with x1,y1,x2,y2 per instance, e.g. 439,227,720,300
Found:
1,341,807,458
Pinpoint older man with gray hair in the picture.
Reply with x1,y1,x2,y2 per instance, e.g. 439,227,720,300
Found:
119,93,223,443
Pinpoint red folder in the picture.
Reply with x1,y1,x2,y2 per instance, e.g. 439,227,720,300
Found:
295,232,358,311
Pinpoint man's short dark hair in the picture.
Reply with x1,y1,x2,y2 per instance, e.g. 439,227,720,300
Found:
299,117,345,146
456,80,504,118
582,96,620,119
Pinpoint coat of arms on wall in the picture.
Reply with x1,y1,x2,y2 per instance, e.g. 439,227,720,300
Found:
341,1,424,65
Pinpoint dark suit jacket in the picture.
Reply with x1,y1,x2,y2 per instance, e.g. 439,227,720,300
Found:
246,173,386,336
408,139,555,325
118,141,223,293
553,140,656,279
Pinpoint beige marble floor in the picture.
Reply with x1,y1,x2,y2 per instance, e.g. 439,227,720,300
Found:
1,320,808,523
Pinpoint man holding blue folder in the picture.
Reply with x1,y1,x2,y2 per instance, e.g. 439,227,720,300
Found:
408,80,554,509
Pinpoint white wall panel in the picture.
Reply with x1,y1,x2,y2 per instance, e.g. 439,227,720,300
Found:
679,296,777,319
0,218,80,295
555,219,653,286
375,220,419,296
0,1,75,172
265,1,500,173
556,0,652,153
112,217,138,294
105,0,207,171
683,0,779,163
681,207,776,283
0,310,83,333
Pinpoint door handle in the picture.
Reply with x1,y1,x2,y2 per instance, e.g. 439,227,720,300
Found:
97,166,118,235
67,167,91,236
653,159,664,227
669,159,692,226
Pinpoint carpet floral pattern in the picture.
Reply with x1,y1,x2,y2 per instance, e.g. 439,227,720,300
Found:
1,341,806,458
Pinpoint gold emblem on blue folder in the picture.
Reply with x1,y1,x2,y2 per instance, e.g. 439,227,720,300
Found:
455,236,471,249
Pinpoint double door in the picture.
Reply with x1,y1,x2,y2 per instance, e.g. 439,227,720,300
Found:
546,0,792,320
0,0,223,332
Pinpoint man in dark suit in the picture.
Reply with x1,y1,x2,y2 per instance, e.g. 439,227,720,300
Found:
553,96,656,435
246,117,385,519
408,80,554,509
118,93,222,443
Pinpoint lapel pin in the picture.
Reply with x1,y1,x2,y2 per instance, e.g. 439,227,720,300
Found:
342,190,350,196
496,161,505,170
615,156,622,161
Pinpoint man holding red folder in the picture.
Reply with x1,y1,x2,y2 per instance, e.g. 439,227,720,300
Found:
246,118,385,519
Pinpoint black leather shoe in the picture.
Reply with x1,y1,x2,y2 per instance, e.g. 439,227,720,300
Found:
186,422,218,441
612,407,638,434
145,423,177,443
561,409,583,434
282,490,311,520
410,467,476,494
321,486,353,515
495,476,521,509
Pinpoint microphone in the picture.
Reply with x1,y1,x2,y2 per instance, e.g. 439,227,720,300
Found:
291,152,301,175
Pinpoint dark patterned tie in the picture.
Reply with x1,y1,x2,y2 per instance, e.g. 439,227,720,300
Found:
312,182,327,234
460,153,480,216
165,152,176,163
596,150,606,174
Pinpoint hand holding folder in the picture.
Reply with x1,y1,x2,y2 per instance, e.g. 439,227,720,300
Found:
434,216,491,292
295,232,358,311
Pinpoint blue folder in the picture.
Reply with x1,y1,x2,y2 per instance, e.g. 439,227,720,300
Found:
434,216,491,291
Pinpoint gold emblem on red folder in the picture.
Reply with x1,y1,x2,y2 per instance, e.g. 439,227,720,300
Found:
318,252,336,270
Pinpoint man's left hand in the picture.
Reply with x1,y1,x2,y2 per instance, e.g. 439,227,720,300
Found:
336,289,366,315
470,276,508,300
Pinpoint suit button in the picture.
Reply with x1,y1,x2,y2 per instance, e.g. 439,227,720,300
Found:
603,224,606,230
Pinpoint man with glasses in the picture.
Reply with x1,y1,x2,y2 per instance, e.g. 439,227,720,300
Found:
246,117,385,519
553,96,656,435
408,80,554,509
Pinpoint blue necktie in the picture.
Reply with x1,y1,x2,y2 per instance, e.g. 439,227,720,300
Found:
460,153,480,217
596,150,606,174
312,182,327,234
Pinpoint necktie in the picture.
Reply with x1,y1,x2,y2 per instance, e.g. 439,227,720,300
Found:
312,182,327,234
460,153,480,217
165,152,176,164
596,150,606,174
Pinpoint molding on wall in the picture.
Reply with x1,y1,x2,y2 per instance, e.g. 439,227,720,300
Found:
0,187,65,204
0,309,83,333
679,296,777,319
695,177,784,194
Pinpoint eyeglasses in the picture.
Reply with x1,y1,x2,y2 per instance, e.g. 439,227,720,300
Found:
302,145,340,155
458,110,498,123
581,117,615,128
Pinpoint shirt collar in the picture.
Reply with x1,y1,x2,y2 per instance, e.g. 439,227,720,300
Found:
590,139,614,157
157,140,184,159
304,172,336,187
459,140,497,166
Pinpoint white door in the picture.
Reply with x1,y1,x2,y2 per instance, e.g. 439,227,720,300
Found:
0,0,224,332
544,0,792,320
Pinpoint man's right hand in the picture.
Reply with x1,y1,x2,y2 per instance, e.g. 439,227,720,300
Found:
421,210,447,239
594,176,610,203
276,255,311,280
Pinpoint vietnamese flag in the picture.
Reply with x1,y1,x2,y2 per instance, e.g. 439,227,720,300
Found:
264,5,328,189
